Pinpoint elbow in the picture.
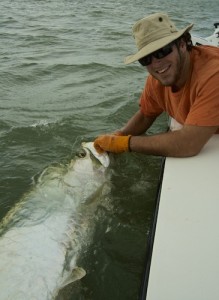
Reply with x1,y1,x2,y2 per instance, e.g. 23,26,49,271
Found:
176,143,203,158
182,149,201,158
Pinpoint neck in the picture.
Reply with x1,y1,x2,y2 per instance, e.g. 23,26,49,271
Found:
172,50,191,92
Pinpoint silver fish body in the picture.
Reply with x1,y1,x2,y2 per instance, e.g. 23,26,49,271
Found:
0,143,110,300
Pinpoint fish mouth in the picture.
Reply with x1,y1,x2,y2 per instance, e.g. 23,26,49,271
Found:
81,142,110,168
76,147,104,169
75,143,110,168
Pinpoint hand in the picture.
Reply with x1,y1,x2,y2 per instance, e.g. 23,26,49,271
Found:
112,130,125,136
94,135,132,154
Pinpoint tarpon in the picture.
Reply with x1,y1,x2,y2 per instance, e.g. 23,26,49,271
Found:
0,142,110,300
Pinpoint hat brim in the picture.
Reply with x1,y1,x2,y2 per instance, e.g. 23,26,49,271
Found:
124,23,193,65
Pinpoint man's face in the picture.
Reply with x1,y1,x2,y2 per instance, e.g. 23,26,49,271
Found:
146,41,188,88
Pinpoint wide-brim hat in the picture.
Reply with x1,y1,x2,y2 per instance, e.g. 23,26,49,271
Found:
124,12,193,65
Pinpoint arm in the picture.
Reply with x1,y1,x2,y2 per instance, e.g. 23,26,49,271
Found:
130,124,218,157
116,110,156,136
94,124,218,157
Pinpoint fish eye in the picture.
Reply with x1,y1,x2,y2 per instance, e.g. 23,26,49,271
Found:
76,149,87,158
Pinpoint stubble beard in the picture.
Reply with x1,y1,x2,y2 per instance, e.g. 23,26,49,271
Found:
156,51,185,89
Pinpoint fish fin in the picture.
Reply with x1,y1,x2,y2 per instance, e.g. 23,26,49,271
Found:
61,267,86,288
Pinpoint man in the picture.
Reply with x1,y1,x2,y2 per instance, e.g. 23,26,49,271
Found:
94,12,219,157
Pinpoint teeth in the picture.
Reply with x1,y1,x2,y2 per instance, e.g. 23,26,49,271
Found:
157,66,169,74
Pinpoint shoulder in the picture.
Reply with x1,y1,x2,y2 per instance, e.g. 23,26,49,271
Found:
192,45,219,57
191,46,219,86
146,74,165,95
191,46,219,72
144,75,166,105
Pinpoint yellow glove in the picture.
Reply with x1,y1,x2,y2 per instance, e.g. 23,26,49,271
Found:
94,135,132,154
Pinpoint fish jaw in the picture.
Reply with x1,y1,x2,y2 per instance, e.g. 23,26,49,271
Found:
64,142,110,188
82,142,110,168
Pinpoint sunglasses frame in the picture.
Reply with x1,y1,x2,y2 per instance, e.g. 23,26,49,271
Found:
138,41,176,66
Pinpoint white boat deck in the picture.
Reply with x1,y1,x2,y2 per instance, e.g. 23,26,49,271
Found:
146,135,219,300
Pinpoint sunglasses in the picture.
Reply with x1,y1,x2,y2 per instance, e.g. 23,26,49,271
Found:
138,42,175,66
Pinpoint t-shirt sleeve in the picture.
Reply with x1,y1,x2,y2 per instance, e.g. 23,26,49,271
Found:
139,75,164,118
185,70,219,127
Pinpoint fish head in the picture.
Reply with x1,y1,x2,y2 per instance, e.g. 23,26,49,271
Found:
69,142,110,178
81,142,109,168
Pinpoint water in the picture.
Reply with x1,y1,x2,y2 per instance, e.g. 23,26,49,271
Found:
0,0,218,299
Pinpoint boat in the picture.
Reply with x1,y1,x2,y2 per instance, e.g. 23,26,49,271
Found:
140,24,219,300
192,22,219,46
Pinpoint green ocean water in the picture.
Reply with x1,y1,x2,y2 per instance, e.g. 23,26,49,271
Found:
0,0,218,299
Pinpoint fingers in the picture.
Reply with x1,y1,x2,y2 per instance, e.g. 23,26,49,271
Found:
94,136,105,154
94,135,131,154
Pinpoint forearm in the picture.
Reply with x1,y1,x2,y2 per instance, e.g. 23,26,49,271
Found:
129,125,217,157
119,110,156,136
130,132,197,157
94,123,218,158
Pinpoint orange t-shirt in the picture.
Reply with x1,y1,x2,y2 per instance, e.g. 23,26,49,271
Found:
140,45,219,130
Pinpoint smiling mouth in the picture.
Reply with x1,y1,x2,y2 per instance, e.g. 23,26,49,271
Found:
156,65,170,74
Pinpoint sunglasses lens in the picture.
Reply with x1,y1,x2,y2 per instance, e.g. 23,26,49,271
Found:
138,42,174,66
154,44,173,59
138,55,152,66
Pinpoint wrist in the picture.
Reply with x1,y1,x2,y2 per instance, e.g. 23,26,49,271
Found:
128,135,132,152
113,130,124,136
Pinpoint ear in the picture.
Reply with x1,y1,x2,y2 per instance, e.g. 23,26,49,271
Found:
178,39,187,52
